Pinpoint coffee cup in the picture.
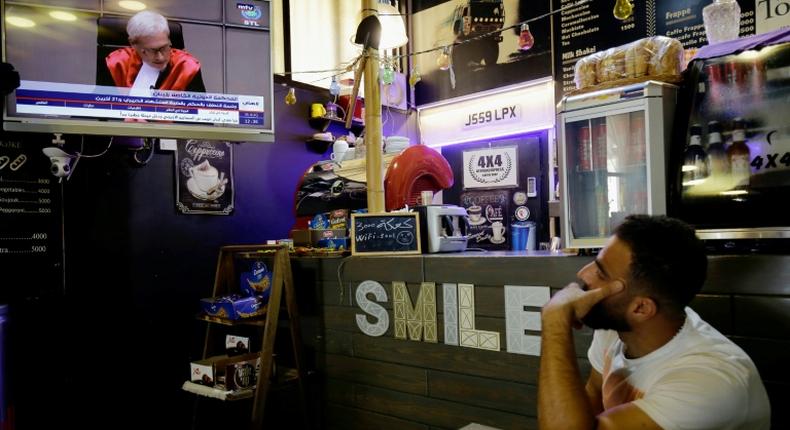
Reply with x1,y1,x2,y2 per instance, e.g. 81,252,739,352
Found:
467,205,482,223
310,103,326,118
420,190,434,205
491,221,505,242
190,160,219,193
511,221,535,251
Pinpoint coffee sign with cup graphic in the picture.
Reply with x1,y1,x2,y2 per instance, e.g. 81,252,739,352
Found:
176,140,234,215
461,189,510,249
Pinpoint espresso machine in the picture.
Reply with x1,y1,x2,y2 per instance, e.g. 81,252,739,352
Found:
415,205,470,253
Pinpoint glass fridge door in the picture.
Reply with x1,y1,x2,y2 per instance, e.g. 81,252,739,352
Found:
676,42,790,236
564,110,647,247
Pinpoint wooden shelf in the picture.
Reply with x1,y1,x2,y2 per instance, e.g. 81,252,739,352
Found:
305,138,333,154
196,313,268,327
189,244,307,428
181,368,299,401
308,115,364,137
182,380,254,401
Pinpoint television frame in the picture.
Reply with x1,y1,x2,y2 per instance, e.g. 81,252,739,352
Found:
1,0,275,143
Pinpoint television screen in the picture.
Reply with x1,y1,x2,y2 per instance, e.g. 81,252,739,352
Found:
2,0,273,142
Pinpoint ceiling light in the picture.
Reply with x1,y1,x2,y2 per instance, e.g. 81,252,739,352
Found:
6,16,36,28
377,1,408,50
118,1,147,11
719,190,748,196
49,11,77,21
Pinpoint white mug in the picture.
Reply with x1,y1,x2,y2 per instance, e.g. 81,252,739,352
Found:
420,190,433,205
344,148,356,160
331,140,349,161
491,221,505,241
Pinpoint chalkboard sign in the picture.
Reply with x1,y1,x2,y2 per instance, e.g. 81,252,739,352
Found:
0,132,64,302
351,213,421,256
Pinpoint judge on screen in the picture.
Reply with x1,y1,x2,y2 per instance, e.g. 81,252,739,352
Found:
103,10,206,93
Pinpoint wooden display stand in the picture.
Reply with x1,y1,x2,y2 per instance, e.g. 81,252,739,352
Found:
185,244,306,429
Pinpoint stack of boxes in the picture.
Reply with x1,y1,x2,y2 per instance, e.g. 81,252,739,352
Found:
189,335,263,391
291,209,354,250
199,258,273,320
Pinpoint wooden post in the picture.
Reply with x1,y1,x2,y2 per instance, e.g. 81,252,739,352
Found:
363,0,385,213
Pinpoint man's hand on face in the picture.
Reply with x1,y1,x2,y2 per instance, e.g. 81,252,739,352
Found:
542,281,624,330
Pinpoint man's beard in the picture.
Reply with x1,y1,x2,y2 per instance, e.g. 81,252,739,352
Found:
582,300,631,331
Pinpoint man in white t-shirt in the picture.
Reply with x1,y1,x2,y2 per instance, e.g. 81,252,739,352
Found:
537,215,770,430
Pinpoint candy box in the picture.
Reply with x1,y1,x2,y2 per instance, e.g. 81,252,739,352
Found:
291,228,346,246
239,260,272,300
200,294,267,320
224,354,261,390
316,236,349,250
328,209,350,230
189,353,261,390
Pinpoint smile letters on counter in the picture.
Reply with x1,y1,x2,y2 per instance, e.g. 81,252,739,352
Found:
355,281,550,356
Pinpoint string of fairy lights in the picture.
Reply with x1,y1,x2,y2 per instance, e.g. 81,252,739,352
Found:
276,0,630,103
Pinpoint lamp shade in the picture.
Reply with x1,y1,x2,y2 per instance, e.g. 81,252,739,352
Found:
377,2,408,49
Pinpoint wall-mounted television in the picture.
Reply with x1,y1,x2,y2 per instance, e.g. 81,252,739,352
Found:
2,0,273,142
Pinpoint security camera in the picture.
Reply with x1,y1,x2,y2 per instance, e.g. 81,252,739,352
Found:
42,147,76,178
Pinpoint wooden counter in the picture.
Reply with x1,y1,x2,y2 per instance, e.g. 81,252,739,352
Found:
291,252,790,430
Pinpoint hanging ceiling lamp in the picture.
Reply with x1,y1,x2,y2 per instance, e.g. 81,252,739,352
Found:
376,1,408,50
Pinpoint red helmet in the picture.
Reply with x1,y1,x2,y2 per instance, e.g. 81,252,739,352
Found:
384,145,454,211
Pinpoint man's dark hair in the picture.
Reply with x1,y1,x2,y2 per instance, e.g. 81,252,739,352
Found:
614,215,707,318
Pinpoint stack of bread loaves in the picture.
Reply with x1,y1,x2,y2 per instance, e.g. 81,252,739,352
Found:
574,36,684,90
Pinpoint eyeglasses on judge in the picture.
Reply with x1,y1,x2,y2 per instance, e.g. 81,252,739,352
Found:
138,43,172,56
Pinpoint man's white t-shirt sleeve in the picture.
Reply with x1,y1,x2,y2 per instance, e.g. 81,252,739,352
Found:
632,366,749,430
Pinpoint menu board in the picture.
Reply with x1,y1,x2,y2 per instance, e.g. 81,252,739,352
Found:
351,213,421,256
656,0,755,49
553,0,756,96
554,0,650,95
0,132,64,301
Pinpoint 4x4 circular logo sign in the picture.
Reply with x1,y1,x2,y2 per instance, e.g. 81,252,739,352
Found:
463,146,518,189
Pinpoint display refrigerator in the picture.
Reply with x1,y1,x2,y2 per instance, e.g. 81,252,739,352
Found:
558,81,678,248
670,29,790,243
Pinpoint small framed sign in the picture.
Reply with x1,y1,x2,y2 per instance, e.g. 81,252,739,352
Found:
462,146,518,189
351,213,421,256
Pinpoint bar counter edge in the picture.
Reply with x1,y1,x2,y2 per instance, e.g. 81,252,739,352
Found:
290,252,790,430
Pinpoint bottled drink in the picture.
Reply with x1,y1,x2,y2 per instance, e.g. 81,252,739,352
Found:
683,124,708,186
592,122,607,170
727,118,751,187
629,113,646,165
706,120,728,177
577,125,592,172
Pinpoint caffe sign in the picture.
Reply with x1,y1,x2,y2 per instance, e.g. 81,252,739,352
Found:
462,146,518,189
176,140,234,215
